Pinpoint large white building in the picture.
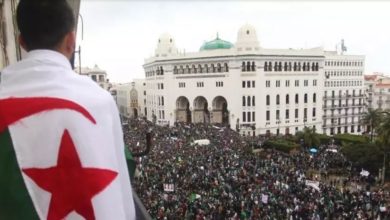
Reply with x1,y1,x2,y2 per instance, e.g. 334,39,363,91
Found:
322,52,365,135
142,24,365,136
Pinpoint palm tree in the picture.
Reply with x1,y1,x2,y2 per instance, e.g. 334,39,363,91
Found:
377,113,390,184
361,108,383,142
296,127,320,148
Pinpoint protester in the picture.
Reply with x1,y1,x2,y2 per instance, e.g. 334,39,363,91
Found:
0,1,135,219
125,118,390,219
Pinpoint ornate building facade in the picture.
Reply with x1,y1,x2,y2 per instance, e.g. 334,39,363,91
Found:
143,24,365,136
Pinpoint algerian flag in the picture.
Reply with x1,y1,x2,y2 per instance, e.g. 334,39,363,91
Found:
189,193,201,203
0,97,135,219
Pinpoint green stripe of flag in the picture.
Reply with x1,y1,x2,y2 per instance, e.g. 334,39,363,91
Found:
0,129,39,219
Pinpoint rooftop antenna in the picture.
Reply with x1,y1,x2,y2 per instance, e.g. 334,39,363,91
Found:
341,39,347,55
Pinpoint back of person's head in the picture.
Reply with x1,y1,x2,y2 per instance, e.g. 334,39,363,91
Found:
16,0,75,51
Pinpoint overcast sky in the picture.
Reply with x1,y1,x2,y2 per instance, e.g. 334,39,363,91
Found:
77,1,390,83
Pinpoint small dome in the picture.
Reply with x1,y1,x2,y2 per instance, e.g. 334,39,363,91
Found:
158,33,175,45
235,24,260,50
200,34,233,51
155,33,178,57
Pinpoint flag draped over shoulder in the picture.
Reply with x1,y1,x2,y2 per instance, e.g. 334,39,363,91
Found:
0,97,126,219
0,50,135,220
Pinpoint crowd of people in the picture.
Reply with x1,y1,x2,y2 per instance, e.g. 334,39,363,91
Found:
123,118,390,219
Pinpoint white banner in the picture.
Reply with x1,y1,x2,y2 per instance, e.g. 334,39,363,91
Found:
305,180,320,191
261,194,268,204
163,183,174,192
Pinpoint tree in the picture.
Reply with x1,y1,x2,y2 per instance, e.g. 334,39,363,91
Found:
376,112,390,183
296,127,320,148
361,108,383,142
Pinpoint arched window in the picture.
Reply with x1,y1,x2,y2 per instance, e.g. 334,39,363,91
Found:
311,62,315,71
286,94,289,104
217,63,222,72
161,66,164,75
298,62,301,71
276,95,280,105
242,62,246,71
274,62,278,71
264,62,268,72
278,62,282,71
180,65,184,74
185,65,190,74
161,97,164,106
242,96,246,106
302,62,306,71
156,68,160,75
307,62,310,71
224,63,229,72
252,96,255,106
304,93,308,103
288,62,292,71
293,62,297,71
284,62,288,71
266,95,270,106
198,64,203,73
246,62,251,71
247,96,251,106
251,62,256,71
204,64,209,73
269,62,273,71
192,65,196,73
211,64,216,73
315,62,319,71
295,94,299,104
313,93,316,103
174,66,178,74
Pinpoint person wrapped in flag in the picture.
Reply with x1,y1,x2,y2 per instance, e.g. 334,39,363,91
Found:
0,0,136,219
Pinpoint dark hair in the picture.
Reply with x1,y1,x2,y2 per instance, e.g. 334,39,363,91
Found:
16,0,75,50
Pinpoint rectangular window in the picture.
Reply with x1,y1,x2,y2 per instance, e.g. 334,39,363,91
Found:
295,109,298,118
247,81,251,88
295,80,299,87
304,80,308,87
276,110,280,120
242,81,245,88
286,80,290,87
252,112,255,121
313,80,317,86
304,108,307,119
161,83,164,89
312,108,316,117
252,81,255,88
247,112,251,122
276,80,280,87
243,112,246,122
266,111,270,121
266,80,270,87
286,109,289,119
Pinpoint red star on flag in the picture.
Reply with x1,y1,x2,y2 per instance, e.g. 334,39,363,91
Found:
23,129,117,220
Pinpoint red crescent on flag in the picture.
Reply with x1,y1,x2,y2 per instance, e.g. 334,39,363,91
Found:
0,97,96,133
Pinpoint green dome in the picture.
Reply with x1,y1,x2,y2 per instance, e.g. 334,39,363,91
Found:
200,34,233,51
